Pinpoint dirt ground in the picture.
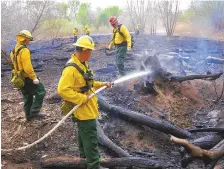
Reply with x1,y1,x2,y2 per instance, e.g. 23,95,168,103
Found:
1,34,224,169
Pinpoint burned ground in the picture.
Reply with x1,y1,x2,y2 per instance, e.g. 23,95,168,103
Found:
1,34,224,169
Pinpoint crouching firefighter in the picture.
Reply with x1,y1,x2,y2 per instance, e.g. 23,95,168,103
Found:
57,35,112,169
10,30,46,121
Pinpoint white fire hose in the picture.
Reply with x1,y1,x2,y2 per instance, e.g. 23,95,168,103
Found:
1,71,149,152
1,86,107,152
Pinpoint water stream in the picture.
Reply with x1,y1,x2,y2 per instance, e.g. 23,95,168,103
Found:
113,71,151,84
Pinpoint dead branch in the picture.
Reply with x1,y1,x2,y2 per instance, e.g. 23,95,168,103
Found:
98,97,191,138
170,73,223,82
170,136,224,160
188,127,224,133
41,156,167,169
97,121,131,157
180,133,223,168
31,1,47,33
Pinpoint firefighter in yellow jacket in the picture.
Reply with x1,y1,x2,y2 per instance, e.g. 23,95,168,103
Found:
10,30,46,121
84,27,90,35
73,27,78,42
108,16,132,76
58,35,112,169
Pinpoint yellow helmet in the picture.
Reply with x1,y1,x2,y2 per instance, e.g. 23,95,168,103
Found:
17,30,33,41
73,35,95,50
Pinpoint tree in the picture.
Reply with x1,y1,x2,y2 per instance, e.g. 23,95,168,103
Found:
1,1,51,44
190,1,224,31
76,3,90,26
158,1,179,37
67,0,80,21
126,0,157,33
97,6,122,27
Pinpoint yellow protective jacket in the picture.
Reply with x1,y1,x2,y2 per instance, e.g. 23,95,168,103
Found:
73,28,78,36
109,24,131,48
84,28,90,35
57,54,104,120
10,42,37,80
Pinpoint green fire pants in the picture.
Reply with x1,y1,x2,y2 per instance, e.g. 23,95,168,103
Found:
115,45,127,76
76,119,100,169
20,78,46,120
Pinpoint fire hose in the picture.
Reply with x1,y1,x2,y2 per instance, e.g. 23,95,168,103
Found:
1,86,107,152
1,71,149,152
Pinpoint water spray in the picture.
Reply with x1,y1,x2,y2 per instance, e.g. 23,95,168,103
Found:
1,71,150,152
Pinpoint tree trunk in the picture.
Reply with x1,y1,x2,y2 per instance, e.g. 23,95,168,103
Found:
97,121,131,157
170,73,223,82
41,156,168,169
98,97,191,138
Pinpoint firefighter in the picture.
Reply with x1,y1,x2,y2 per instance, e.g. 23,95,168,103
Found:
10,30,46,121
135,24,140,35
73,27,78,42
108,16,132,76
84,27,90,35
58,35,112,169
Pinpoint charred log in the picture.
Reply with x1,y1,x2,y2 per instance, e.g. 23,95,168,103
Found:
97,121,131,157
98,97,191,138
170,73,223,82
188,127,224,133
41,156,168,169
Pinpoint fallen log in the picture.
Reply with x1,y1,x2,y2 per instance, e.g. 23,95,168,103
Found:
98,97,191,138
97,121,131,157
188,127,224,133
206,56,224,64
41,156,168,169
180,133,223,167
188,134,223,149
170,73,223,82
171,136,224,168
170,136,224,160
214,157,224,169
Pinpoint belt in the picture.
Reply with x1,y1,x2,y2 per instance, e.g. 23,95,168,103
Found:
115,41,127,47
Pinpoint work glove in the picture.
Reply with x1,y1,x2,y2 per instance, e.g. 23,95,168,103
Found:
127,47,132,51
103,82,113,89
33,78,39,85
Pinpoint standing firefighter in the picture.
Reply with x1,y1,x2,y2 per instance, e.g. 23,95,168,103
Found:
73,27,78,42
84,27,90,35
10,30,46,121
135,24,140,35
58,35,112,169
108,16,132,76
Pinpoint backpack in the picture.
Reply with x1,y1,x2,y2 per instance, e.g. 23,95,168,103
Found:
10,46,27,88
60,62,94,115
114,24,134,48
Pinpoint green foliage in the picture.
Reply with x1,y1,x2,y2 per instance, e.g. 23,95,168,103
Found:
76,3,90,26
189,1,224,30
97,6,122,26
57,2,69,18
180,9,196,22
